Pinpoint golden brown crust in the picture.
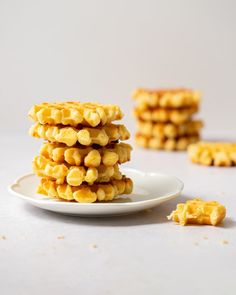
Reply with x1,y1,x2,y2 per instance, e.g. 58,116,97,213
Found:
29,123,130,147
188,141,236,166
37,177,133,203
33,155,123,186
167,198,226,226
40,142,132,167
135,134,199,151
28,101,123,127
132,88,200,109
136,120,203,138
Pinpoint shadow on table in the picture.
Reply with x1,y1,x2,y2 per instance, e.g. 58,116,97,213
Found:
23,195,190,227
218,217,236,229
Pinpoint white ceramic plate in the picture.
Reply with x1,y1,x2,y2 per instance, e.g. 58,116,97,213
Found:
8,168,184,217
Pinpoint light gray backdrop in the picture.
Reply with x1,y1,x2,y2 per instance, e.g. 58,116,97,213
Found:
0,0,235,135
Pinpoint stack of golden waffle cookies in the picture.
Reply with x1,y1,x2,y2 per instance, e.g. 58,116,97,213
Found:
133,88,203,151
28,102,133,203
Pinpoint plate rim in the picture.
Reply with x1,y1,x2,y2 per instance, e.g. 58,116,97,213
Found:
8,168,184,207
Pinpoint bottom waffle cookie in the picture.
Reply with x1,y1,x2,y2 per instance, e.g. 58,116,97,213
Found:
38,177,133,203
135,134,199,151
188,142,236,166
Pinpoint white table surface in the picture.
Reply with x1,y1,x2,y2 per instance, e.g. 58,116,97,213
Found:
1,133,236,295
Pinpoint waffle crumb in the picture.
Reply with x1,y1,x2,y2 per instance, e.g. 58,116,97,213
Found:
221,240,229,245
194,242,199,246
203,236,208,240
89,243,98,249
0,235,6,240
57,235,65,240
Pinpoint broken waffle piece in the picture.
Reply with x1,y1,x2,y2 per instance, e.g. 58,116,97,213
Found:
135,134,199,151
38,177,133,203
28,101,123,127
188,141,236,166
33,155,122,185
132,88,200,109
134,106,198,124
40,142,132,167
29,122,130,146
137,120,203,138
167,198,226,226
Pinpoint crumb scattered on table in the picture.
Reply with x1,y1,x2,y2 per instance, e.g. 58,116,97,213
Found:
194,242,199,246
203,236,208,240
0,235,6,240
220,240,229,245
57,235,65,240
89,243,98,249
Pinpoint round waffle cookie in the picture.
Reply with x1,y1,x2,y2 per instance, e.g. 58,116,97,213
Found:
28,101,123,127
137,120,203,138
33,155,123,186
40,142,132,167
188,142,236,166
133,106,198,124
135,134,200,151
29,123,130,147
132,88,200,109
38,177,133,203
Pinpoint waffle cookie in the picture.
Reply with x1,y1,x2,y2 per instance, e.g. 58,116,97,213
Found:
33,155,122,185
40,142,132,167
135,134,199,151
137,120,203,138
29,122,130,146
132,88,200,109
133,87,203,151
188,142,236,166
38,177,133,203
134,106,198,124
29,100,133,202
167,198,226,226
29,102,123,127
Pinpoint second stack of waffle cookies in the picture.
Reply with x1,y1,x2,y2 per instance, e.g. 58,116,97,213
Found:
29,102,133,203
133,88,203,151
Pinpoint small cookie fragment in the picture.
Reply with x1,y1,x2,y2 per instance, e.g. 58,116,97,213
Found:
220,240,229,245
167,198,226,226
188,142,236,166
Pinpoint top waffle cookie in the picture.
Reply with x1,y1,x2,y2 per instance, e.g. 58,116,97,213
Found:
28,101,123,127
132,88,200,109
